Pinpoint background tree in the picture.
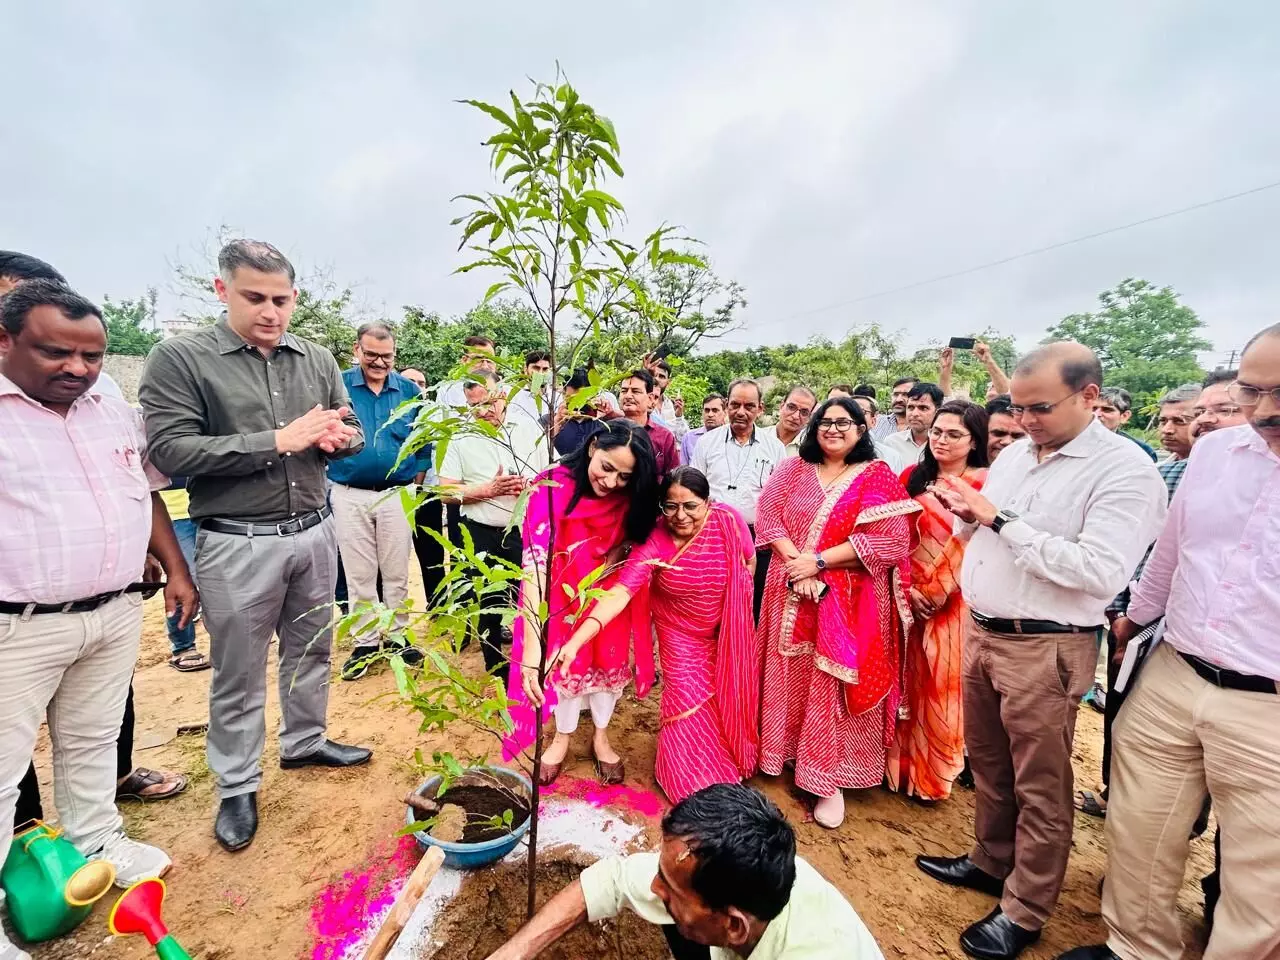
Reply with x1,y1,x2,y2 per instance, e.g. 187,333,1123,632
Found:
394,299,551,381
1044,277,1210,396
586,256,745,366
103,288,163,356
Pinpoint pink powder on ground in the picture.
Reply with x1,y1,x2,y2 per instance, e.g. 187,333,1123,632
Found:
308,835,419,960
541,777,665,819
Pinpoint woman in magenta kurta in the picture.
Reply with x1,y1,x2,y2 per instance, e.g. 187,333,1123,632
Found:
546,467,761,802
506,420,660,786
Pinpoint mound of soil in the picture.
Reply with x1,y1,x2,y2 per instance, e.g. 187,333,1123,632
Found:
425,855,669,960
435,783,531,844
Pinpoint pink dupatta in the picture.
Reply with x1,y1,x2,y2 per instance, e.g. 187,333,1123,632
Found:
777,460,918,717
503,467,655,759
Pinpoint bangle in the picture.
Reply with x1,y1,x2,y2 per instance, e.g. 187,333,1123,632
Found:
583,615,604,634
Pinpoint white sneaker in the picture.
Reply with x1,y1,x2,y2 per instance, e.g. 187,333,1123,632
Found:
88,830,172,888
0,930,33,960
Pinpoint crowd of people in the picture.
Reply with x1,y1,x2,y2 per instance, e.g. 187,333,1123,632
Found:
2,239,1277,960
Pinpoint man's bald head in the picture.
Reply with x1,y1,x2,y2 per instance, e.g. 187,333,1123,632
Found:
1013,342,1103,393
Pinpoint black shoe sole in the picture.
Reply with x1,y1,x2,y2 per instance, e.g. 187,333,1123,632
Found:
279,753,373,770
917,861,1004,898
216,831,256,852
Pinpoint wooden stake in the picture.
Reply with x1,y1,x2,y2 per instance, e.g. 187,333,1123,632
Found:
362,846,446,960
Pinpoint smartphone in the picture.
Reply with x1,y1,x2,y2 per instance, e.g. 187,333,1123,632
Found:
948,337,976,350
650,343,673,362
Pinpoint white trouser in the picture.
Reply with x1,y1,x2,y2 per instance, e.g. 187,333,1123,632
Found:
330,482,412,645
554,691,620,734
0,593,142,881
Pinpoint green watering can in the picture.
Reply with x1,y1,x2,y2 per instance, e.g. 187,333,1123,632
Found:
1,821,116,943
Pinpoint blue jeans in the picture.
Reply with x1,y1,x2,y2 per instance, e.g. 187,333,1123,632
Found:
166,518,199,654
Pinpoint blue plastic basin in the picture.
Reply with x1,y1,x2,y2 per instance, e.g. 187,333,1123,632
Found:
406,766,531,869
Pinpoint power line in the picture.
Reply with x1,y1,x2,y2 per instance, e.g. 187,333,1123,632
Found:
764,178,1280,327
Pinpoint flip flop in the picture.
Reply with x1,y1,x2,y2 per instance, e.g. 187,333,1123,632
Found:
1075,789,1107,818
168,650,211,672
116,767,188,803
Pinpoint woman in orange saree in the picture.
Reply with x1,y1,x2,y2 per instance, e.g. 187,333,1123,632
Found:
888,400,989,801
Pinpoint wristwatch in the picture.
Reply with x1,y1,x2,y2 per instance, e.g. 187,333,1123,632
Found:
814,552,827,571
990,509,1019,534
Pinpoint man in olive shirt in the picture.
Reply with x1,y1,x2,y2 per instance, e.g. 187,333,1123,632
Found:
485,784,883,960
139,240,371,853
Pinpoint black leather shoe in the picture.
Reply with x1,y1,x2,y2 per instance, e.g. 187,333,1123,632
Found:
1055,947,1121,960
960,907,1040,960
215,793,258,852
280,739,373,769
916,854,1005,897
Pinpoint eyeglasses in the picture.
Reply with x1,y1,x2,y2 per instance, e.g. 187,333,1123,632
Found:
1228,382,1280,406
1191,404,1242,420
929,428,971,442
1008,389,1084,417
660,500,706,517
361,349,394,366
817,418,856,433
782,401,813,417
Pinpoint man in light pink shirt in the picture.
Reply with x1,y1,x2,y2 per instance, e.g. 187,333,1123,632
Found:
0,281,197,958
1057,324,1280,960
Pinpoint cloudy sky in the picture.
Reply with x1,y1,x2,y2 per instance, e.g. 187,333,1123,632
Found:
6,1,1277,363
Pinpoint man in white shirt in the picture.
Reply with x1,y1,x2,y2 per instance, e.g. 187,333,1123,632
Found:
760,385,814,458
437,371,549,673
505,349,555,429
483,783,883,960
878,382,940,469
433,335,499,409
1057,325,1280,960
693,379,786,618
916,342,1167,960
849,392,910,474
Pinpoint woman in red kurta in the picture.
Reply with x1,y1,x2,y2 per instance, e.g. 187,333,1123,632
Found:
549,467,761,802
887,400,989,802
756,397,919,828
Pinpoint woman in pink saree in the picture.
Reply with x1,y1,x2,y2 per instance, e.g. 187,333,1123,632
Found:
506,420,659,785
756,396,919,828
546,466,761,802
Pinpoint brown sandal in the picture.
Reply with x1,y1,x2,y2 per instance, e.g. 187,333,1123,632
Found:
168,650,211,672
594,758,625,786
116,767,188,803
537,761,562,786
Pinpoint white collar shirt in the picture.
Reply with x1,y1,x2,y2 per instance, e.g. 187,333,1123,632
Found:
437,417,549,528
959,419,1168,625
1128,425,1280,677
691,423,785,526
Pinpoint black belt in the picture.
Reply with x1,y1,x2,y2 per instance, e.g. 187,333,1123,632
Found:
971,612,1102,636
1178,651,1277,695
0,582,160,616
200,504,331,537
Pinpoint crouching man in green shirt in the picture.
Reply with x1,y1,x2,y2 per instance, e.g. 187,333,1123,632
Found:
484,783,883,960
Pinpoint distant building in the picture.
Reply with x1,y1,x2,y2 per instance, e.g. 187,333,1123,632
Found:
162,317,205,338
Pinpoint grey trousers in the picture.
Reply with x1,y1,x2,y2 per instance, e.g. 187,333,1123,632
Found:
196,519,338,798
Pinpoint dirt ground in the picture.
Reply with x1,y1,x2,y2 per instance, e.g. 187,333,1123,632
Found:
22,571,1215,960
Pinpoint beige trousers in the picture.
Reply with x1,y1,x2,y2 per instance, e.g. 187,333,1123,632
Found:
0,594,143,879
330,483,412,644
1104,642,1280,960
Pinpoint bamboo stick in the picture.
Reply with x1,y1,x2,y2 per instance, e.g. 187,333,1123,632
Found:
363,846,446,960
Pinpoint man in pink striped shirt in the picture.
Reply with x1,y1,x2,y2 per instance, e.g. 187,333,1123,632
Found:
0,281,197,960
1058,324,1280,960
